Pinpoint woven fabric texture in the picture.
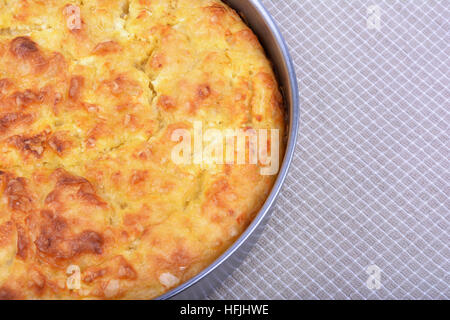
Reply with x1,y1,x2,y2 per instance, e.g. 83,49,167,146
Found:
208,0,449,299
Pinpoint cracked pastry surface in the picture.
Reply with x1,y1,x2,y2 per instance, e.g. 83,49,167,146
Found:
0,0,285,299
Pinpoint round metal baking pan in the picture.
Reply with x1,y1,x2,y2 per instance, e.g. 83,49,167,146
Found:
158,0,299,300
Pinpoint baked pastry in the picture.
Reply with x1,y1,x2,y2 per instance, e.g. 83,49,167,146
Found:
0,0,285,299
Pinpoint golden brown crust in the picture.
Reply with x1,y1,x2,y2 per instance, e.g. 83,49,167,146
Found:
0,0,285,299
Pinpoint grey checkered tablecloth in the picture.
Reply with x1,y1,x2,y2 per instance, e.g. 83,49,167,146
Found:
208,0,449,299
